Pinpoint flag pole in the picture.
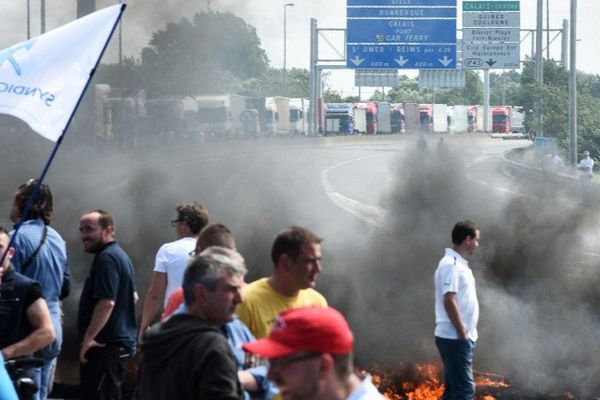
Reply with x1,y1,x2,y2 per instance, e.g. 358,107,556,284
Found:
0,4,127,268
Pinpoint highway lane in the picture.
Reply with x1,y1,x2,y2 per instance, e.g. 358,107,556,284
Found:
320,135,530,229
9,133,599,396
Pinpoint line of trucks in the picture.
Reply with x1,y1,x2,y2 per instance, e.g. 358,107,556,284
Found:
78,85,312,143
320,102,524,135
76,84,523,144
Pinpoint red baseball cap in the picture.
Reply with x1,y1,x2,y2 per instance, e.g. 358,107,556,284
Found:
242,306,354,359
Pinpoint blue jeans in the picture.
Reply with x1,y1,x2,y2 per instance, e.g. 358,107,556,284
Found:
34,357,56,400
435,336,476,400
34,320,62,400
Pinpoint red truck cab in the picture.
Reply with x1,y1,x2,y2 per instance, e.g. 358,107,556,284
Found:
365,102,378,134
419,104,433,132
491,106,511,133
467,105,477,132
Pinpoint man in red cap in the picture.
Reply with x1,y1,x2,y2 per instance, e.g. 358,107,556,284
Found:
243,306,385,400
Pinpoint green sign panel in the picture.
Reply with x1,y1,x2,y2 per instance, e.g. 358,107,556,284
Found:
463,1,520,12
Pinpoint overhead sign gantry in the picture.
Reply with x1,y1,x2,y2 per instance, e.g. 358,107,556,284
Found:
346,0,458,70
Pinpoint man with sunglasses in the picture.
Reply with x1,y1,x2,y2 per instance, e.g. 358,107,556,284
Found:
243,306,385,400
138,202,208,343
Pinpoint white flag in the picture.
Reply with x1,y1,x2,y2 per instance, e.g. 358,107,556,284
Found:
0,5,125,142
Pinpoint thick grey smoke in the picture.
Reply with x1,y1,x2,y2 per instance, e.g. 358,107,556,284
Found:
2,118,599,397
343,137,600,398
0,122,358,380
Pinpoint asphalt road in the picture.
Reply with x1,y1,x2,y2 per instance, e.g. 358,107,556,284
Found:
13,133,599,397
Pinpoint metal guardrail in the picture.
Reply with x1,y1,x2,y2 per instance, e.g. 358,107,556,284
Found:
502,145,600,198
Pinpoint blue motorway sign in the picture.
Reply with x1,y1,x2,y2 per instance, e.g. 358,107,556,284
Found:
347,19,456,44
348,0,455,5
347,7,456,18
347,43,457,69
346,0,457,69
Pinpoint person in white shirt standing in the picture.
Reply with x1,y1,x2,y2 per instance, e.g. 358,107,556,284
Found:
434,220,480,400
578,150,594,180
138,202,209,342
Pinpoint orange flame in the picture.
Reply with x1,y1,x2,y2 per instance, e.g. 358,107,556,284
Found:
370,362,511,400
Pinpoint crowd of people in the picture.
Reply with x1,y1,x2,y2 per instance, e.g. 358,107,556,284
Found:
0,178,484,400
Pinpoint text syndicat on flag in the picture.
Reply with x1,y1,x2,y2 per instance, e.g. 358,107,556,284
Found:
0,4,124,142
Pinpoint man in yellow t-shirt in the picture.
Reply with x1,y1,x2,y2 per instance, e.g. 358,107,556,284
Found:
237,226,327,339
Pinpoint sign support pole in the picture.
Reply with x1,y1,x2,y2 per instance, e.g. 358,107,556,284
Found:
483,70,490,133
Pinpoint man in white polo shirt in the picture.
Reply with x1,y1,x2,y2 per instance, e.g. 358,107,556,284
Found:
578,150,594,179
434,220,480,400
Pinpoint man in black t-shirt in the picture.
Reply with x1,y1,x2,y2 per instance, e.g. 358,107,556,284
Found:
0,227,54,387
77,210,137,400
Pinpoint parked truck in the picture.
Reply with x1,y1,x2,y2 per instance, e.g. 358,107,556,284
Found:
450,105,468,133
354,102,378,134
491,106,511,133
353,104,367,134
196,94,246,137
433,104,448,133
324,103,354,135
146,96,198,139
377,102,391,134
390,103,405,133
245,96,276,136
289,98,309,135
404,103,420,133
511,107,524,133
467,105,478,132
419,104,433,132
267,96,290,135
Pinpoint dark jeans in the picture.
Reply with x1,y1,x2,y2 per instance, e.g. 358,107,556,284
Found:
435,336,476,400
79,345,131,400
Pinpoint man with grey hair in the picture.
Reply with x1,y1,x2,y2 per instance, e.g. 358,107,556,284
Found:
138,247,246,400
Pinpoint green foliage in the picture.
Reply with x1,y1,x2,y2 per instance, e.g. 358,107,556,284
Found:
490,70,521,105
516,58,600,158
384,71,482,105
323,90,343,103
322,90,358,103
386,76,429,103
286,68,310,98
136,12,271,97
239,67,309,98
94,57,143,92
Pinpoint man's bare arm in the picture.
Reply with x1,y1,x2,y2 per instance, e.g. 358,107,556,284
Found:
138,272,167,342
443,292,468,340
1,298,55,360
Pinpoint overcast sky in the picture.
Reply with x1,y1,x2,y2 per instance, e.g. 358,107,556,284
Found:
2,1,598,97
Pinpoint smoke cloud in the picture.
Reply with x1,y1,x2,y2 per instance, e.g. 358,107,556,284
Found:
2,118,598,397
343,136,600,398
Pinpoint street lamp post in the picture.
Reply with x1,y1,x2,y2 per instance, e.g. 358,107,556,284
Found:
283,3,294,96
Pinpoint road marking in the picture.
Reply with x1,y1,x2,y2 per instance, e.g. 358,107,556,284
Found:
321,154,389,229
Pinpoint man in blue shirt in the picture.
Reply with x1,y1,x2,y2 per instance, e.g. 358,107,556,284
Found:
77,209,137,400
10,180,69,400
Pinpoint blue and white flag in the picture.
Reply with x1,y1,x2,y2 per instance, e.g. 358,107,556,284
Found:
0,5,125,142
